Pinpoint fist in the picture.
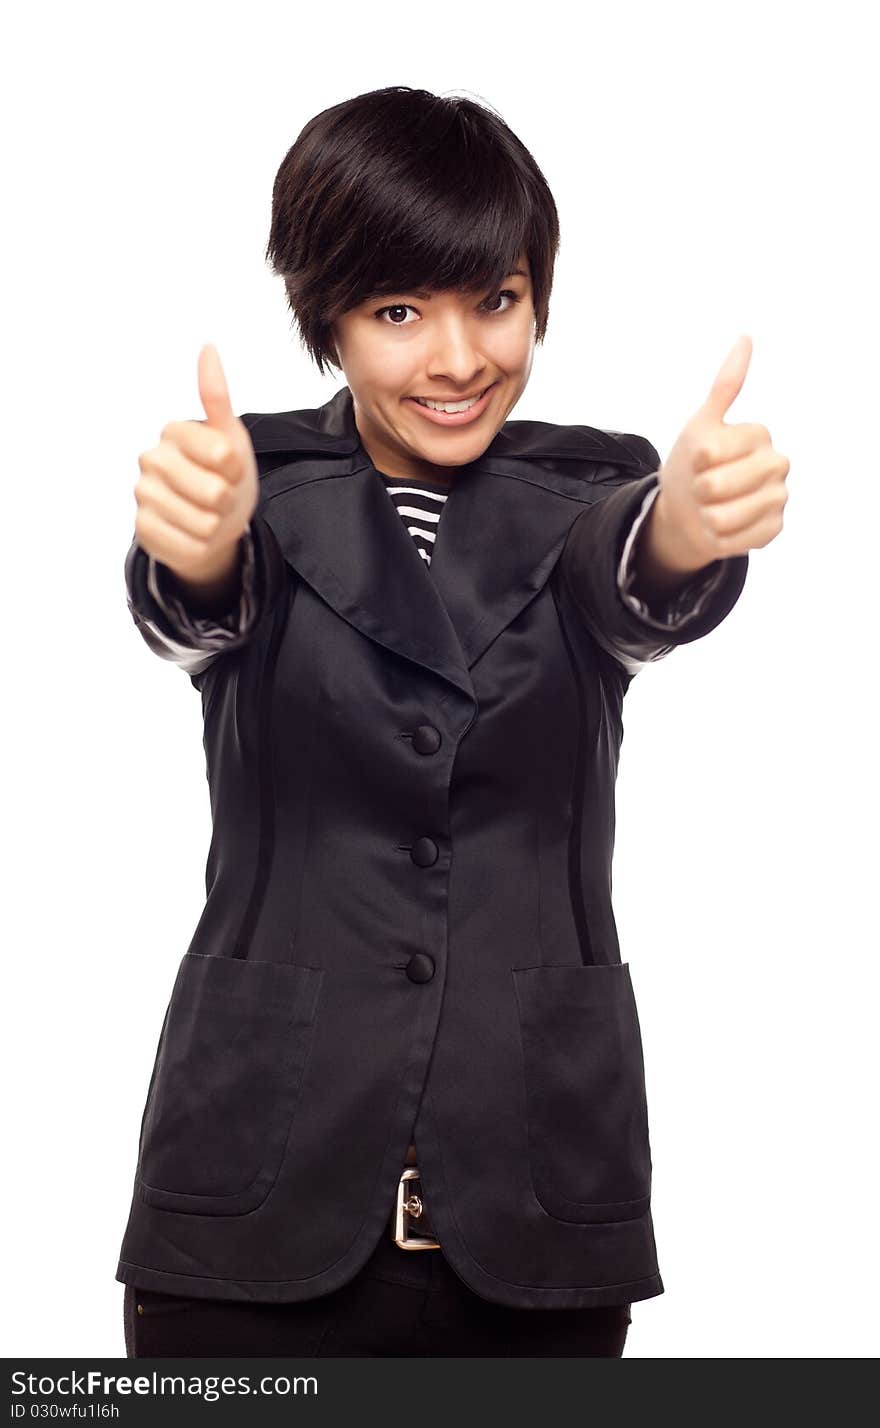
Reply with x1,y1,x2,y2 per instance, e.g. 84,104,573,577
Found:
134,344,259,584
655,335,790,570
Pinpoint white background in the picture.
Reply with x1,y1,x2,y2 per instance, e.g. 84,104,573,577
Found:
3,0,877,1358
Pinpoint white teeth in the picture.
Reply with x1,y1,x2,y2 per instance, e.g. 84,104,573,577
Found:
414,388,487,413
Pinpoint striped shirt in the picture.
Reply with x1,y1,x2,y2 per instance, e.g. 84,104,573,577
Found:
378,473,449,567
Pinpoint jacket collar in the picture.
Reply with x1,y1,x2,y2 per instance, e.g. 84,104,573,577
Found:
246,386,650,702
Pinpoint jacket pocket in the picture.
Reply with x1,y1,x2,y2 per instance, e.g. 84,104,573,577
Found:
126,1285,198,1317
512,962,652,1224
137,952,324,1216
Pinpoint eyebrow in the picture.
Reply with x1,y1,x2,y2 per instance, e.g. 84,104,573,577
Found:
368,269,528,301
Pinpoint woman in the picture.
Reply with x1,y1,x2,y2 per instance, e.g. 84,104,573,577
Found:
118,86,788,1357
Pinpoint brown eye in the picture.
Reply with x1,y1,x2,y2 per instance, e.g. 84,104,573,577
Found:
375,304,416,325
483,290,519,313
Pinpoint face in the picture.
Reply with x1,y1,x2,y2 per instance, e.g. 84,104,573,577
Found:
329,250,536,486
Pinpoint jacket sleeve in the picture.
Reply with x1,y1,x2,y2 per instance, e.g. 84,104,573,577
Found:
559,437,749,677
123,510,286,681
616,480,729,626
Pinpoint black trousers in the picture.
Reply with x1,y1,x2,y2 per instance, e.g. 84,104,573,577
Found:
124,1228,631,1357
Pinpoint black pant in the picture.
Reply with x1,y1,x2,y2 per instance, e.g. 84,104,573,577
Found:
124,1228,631,1357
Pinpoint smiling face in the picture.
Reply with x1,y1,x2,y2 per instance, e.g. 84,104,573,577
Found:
330,250,536,486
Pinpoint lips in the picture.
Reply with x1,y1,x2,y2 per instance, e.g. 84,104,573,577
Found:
412,383,493,404
406,382,497,427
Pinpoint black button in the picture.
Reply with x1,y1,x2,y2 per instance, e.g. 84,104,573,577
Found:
411,837,439,867
406,953,435,983
412,724,442,755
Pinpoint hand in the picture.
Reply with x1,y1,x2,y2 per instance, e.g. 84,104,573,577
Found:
134,344,259,585
653,335,790,571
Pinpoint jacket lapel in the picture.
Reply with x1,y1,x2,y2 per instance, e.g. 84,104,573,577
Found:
259,452,476,700
247,385,650,701
427,459,588,672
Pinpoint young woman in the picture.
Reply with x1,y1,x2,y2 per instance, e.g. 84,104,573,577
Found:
118,86,788,1358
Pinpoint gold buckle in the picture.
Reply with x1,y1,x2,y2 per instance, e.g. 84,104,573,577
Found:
393,1166,441,1250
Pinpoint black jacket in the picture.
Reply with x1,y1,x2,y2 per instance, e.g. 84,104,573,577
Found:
115,385,748,1308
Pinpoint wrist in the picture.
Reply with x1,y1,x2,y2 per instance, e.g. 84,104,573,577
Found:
629,492,713,601
164,538,244,616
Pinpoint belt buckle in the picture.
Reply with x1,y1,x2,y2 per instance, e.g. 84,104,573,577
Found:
393,1166,441,1250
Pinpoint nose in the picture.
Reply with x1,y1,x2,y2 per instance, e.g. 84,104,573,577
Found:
425,314,488,390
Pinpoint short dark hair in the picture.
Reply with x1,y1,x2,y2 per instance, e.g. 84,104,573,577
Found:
265,86,561,377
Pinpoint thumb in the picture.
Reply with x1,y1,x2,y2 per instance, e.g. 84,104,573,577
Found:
198,343,239,435
701,333,753,424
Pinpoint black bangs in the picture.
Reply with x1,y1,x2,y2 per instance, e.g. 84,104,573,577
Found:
265,86,561,377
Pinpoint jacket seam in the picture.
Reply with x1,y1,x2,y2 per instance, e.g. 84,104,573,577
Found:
230,577,296,960
549,568,595,968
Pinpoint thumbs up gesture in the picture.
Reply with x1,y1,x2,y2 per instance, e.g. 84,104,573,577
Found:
134,345,259,590
648,336,790,576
